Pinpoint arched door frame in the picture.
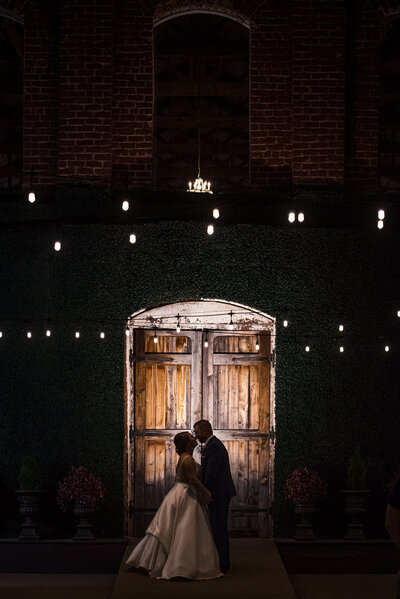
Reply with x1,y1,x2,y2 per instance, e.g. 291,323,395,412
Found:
124,299,276,537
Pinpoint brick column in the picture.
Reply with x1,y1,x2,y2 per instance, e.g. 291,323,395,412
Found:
23,0,59,187
250,0,293,188
58,0,113,181
112,0,153,187
292,0,346,185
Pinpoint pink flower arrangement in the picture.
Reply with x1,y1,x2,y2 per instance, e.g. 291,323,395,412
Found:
57,466,105,512
284,467,328,504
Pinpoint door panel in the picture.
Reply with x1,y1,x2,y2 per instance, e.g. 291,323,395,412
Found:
132,329,272,537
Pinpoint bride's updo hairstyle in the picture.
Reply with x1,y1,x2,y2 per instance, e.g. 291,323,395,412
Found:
174,431,190,455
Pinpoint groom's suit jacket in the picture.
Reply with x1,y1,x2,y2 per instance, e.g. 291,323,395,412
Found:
201,436,236,500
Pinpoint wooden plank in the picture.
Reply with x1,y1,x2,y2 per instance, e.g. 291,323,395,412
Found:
238,365,249,429
249,440,259,507
145,366,154,429
229,365,239,429
249,365,260,430
167,366,176,428
155,441,165,506
155,365,166,429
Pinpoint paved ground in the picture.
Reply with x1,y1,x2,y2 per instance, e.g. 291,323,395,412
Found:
0,539,398,599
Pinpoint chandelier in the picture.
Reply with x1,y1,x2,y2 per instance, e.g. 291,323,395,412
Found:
187,124,213,194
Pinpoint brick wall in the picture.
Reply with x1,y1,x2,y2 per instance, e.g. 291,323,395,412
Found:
15,0,384,190
345,0,380,191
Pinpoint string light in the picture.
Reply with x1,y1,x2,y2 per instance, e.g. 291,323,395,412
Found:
28,192,36,204
0,331,2,338
305,345,310,352
378,209,385,220
397,310,400,318
204,332,209,348
228,311,234,331
125,327,130,337
129,234,136,244
297,212,305,223
54,241,61,252
99,331,105,339
288,212,295,223
27,331,32,338
339,324,344,332
339,346,344,353
75,331,80,338
283,320,288,327
385,345,390,352
122,200,129,211
377,220,384,230
153,328,158,344
176,315,181,333
46,330,51,337
207,224,214,235
255,334,260,351
213,209,220,219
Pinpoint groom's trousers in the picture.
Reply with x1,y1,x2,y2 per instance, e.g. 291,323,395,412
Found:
208,498,231,571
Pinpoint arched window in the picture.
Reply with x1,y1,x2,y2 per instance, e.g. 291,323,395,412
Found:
0,15,23,189
380,17,400,192
154,13,249,191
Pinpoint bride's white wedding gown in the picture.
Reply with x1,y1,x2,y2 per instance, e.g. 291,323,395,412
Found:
125,455,223,580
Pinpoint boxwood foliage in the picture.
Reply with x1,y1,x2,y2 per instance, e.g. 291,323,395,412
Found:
0,186,399,537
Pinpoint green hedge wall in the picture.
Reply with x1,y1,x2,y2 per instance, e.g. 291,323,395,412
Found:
1,188,399,537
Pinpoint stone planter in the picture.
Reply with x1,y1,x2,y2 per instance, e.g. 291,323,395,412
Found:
15,490,46,540
342,489,369,539
73,501,95,540
294,503,317,540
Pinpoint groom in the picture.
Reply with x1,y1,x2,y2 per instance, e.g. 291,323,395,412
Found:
193,420,236,573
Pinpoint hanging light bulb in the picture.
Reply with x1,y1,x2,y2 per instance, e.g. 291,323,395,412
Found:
255,335,260,351
0,331,2,338
27,331,32,338
75,331,80,339
153,328,158,344
129,233,136,244
283,320,288,327
176,315,181,333
385,345,390,352
288,212,295,223
46,330,51,337
28,192,36,203
228,311,234,331
297,212,305,223
377,220,384,229
305,346,310,352
54,241,61,251
100,331,105,339
397,310,400,318
378,209,385,220
125,328,130,337
339,324,344,332
122,200,129,211
204,332,209,348
207,224,214,235
339,346,344,353
213,208,220,219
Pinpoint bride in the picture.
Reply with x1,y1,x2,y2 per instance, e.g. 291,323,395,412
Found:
125,431,223,580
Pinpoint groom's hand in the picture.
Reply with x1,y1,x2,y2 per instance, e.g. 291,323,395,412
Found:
202,489,212,504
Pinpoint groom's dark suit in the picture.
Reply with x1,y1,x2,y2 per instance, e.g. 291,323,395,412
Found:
201,436,236,571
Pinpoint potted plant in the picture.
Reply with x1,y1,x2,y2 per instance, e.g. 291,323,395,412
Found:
15,456,46,540
342,446,369,539
284,467,328,539
57,466,105,540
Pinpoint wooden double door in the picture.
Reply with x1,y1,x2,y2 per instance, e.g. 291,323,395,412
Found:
130,328,273,537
